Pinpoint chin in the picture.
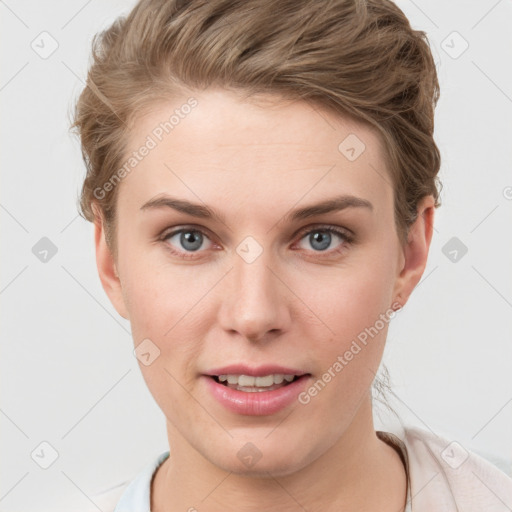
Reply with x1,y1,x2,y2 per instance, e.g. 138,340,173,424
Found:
204,438,313,479
221,455,306,479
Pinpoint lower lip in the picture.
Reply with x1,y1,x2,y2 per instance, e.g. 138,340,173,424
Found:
203,375,311,416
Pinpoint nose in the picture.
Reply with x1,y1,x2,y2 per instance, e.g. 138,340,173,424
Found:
217,245,290,343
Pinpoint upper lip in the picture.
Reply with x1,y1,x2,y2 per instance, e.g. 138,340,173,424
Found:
204,364,310,377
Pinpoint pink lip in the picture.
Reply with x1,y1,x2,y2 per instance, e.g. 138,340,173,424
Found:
202,374,311,416
204,364,308,377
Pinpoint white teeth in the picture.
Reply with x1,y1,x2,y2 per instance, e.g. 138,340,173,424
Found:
273,374,284,384
217,374,299,387
257,375,276,386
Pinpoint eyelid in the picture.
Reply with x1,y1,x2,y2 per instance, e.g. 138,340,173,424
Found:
159,224,218,249
293,223,354,240
160,223,213,239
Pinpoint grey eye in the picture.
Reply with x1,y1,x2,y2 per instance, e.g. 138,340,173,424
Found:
179,230,203,251
308,231,333,251
165,229,209,252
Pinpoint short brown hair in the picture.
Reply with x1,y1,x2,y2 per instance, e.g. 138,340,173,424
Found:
72,0,442,258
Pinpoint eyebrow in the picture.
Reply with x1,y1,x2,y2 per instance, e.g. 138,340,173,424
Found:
140,194,373,223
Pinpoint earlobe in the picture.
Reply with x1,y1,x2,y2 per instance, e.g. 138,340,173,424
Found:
93,213,130,320
392,196,435,309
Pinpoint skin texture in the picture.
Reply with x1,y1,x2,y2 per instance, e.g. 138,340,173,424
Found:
94,88,434,511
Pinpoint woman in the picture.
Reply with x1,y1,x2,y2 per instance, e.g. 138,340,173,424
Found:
72,0,512,510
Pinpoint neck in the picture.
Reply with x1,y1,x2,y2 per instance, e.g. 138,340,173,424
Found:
151,397,407,512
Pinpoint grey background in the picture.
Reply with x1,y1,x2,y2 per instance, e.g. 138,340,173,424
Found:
1,0,511,510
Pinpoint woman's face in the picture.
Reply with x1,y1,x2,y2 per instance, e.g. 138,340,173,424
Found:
96,88,431,476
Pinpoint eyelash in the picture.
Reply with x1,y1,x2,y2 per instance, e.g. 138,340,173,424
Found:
158,224,355,260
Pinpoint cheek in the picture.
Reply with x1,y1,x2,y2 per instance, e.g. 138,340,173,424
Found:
118,241,189,340
123,276,173,343
124,264,204,416
297,258,394,394
120,253,215,384
296,277,391,428
299,257,393,342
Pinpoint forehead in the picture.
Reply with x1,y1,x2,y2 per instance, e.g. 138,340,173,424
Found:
117,88,393,218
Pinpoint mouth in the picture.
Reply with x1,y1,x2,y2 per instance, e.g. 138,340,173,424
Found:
203,373,312,415
209,373,307,392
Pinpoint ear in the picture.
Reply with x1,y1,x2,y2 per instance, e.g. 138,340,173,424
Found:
93,207,129,320
392,195,435,309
